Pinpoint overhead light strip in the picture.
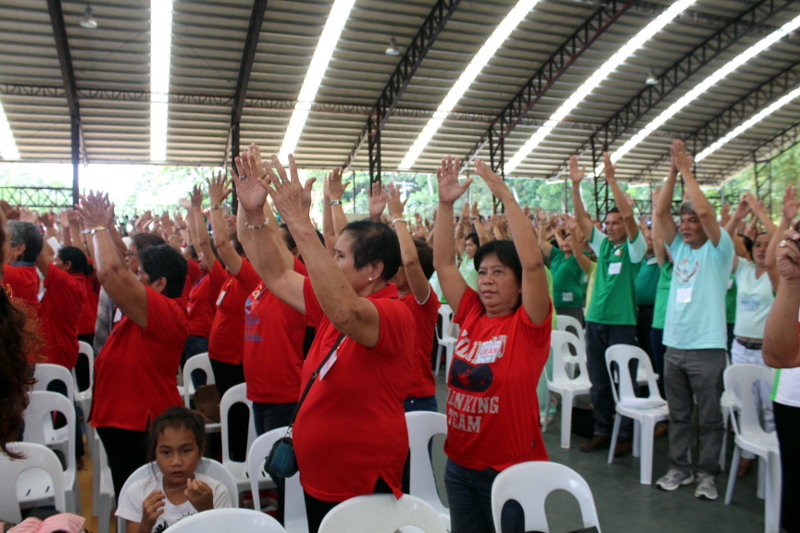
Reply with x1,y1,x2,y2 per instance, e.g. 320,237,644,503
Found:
605,12,800,173
0,100,20,160
505,0,695,174
696,86,800,162
279,0,357,161
150,0,173,162
398,0,541,170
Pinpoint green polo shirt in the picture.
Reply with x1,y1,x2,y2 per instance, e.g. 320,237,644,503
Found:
635,255,660,306
550,247,586,308
652,261,673,329
585,227,646,326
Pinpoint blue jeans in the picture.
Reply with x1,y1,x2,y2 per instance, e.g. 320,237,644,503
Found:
445,459,524,533
252,401,297,436
183,336,209,387
404,395,438,412
585,321,637,438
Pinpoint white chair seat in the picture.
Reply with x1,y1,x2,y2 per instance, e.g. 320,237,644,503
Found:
405,412,450,531
619,398,667,410
167,508,286,532
318,494,445,533
0,442,67,522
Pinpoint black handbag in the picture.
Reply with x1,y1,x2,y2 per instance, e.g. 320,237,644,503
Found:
264,334,345,478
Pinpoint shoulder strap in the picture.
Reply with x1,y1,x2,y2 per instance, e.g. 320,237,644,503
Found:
287,333,345,429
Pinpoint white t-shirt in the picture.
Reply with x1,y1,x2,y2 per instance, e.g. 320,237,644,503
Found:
116,471,230,533
733,259,774,339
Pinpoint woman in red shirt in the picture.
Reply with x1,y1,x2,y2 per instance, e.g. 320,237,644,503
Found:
433,156,552,533
234,145,414,533
78,192,189,499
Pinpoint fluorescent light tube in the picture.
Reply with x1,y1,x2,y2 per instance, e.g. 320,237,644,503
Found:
0,100,20,160
150,0,173,162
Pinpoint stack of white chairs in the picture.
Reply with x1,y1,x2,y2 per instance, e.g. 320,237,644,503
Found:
405,411,450,531
31,363,76,465
182,352,221,434
0,442,67,522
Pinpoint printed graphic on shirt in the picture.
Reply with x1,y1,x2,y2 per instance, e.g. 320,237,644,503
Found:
674,256,700,283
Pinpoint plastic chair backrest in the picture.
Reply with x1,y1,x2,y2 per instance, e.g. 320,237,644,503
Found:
318,494,446,533
220,383,255,468
724,364,775,440
437,304,454,341
405,411,447,513
0,442,67,522
32,363,75,401
549,330,588,383
182,352,214,406
604,344,661,405
555,314,585,345
75,341,94,394
491,461,600,532
22,390,76,487
166,508,286,532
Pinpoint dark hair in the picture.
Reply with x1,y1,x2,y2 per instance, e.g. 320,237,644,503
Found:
229,232,245,257
606,207,621,216
341,219,401,281
465,232,480,247
131,232,166,252
747,231,769,260
474,240,523,284
138,244,188,298
279,224,323,254
414,238,435,280
146,406,205,462
185,244,199,261
57,246,93,275
8,221,43,262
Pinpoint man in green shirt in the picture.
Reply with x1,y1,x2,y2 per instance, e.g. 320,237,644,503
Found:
570,153,646,455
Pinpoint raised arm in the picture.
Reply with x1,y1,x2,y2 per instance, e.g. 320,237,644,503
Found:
725,197,750,260
538,217,552,259
744,192,777,235
321,170,337,253
569,155,595,240
327,168,349,237
368,182,387,222
673,139,721,245
604,152,639,241
190,185,217,273
433,156,473,314
763,229,800,368
653,149,678,246
568,220,593,275
650,189,668,267
387,183,430,304
207,172,243,276
765,185,799,291
475,159,549,324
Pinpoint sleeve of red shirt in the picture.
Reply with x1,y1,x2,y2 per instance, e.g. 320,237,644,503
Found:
207,260,228,299
234,259,261,294
367,297,416,357
453,287,483,326
144,286,189,341
302,277,324,328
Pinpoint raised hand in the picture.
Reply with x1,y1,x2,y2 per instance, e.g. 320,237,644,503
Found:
436,156,471,205
368,182,387,220
232,145,269,214
185,478,214,512
671,139,694,176
259,154,315,225
190,185,203,209
603,152,616,183
207,171,232,207
782,185,799,222
732,197,750,221
777,229,800,280
326,168,349,202
386,183,407,220
569,155,584,184
474,158,511,202
77,191,114,229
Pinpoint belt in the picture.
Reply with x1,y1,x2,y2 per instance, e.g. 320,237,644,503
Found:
736,337,763,350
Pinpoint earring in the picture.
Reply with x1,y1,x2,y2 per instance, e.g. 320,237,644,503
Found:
368,276,373,281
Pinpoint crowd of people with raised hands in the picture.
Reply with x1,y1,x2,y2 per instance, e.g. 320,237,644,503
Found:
1,137,800,533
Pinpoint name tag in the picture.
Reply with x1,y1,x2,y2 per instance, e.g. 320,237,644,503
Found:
676,287,693,303
216,290,227,306
114,308,123,323
647,257,658,265
608,262,622,275
562,292,574,302
475,340,503,364
320,351,338,380
740,295,759,312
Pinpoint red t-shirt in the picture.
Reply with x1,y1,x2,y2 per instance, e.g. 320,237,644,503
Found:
39,267,85,369
186,274,215,337
403,287,440,399
90,286,188,431
75,272,100,335
208,259,261,364
293,279,414,502
242,259,308,403
445,288,551,471
3,264,40,309
182,259,202,300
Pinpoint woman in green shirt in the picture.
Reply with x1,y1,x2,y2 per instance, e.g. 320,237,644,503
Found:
540,217,592,325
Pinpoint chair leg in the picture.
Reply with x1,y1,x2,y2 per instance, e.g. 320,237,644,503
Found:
542,389,552,432
445,345,454,376
725,446,741,505
633,419,641,458
719,410,729,471
608,414,622,465
757,456,766,500
561,393,574,449
434,346,443,376
765,452,782,533
639,418,655,485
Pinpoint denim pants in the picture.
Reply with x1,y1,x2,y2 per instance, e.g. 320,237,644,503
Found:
585,322,637,438
445,459,524,533
252,401,297,436
664,347,726,475
404,395,438,412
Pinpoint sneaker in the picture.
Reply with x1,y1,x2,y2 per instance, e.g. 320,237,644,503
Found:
656,469,695,491
694,473,718,500
579,434,610,453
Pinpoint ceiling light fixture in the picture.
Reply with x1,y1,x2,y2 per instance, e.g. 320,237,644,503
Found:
504,0,695,174
279,0,357,162
150,0,173,162
398,0,541,170
645,69,659,86
604,12,800,173
385,37,400,56
0,101,21,160
80,5,98,29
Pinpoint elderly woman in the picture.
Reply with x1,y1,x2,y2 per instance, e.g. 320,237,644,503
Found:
78,192,189,499
434,156,551,533
232,145,414,533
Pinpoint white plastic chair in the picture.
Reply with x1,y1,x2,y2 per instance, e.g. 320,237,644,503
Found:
605,344,669,485
74,341,94,423
318,494,446,533
21,390,79,512
31,363,77,470
555,314,585,346
247,427,307,533
723,364,780,533
220,383,270,501
490,461,600,533
0,442,67,522
94,435,115,533
405,411,449,531
542,330,592,449
182,352,221,434
116,457,239,533
435,304,457,376
167,508,286,532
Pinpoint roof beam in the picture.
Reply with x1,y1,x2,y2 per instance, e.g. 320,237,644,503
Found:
462,0,633,174
634,60,800,182
341,0,463,176
46,0,84,205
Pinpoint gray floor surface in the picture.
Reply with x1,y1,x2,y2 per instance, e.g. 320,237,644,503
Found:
429,373,765,533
